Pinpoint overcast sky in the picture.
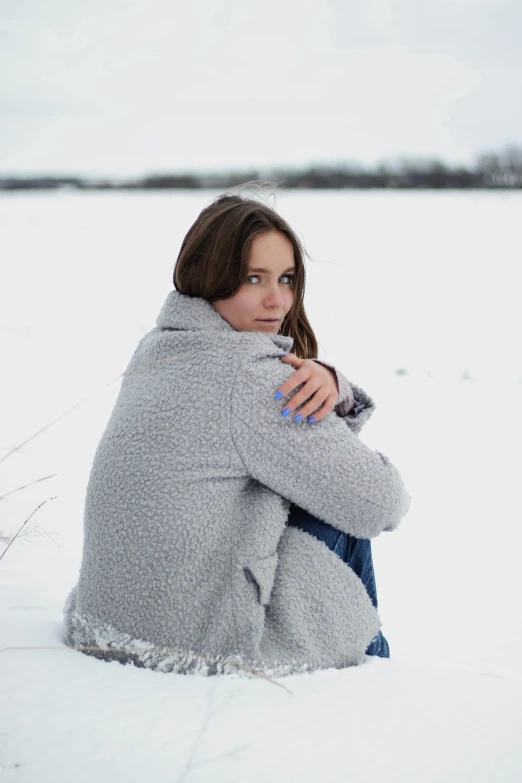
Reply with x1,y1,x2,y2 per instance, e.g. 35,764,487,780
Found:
1,0,521,176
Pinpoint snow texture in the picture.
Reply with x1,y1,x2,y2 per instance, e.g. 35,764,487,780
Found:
1,191,521,782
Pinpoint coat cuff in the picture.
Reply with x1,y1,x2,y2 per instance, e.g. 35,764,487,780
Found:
312,359,376,435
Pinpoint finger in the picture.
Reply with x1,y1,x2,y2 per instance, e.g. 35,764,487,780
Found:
280,385,327,420
275,368,314,402
278,377,322,412
279,353,302,367
296,391,338,423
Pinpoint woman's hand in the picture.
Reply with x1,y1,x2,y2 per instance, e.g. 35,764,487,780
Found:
276,353,339,423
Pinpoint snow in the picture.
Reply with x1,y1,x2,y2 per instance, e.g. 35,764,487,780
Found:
1,190,521,782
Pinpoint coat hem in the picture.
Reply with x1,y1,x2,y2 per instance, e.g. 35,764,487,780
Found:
62,591,317,678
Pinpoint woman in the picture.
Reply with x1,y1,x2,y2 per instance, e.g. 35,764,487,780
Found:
63,192,411,677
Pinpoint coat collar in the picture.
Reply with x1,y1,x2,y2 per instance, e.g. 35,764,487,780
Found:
156,290,294,353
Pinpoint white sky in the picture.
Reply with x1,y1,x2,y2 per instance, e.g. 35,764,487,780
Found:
1,0,521,176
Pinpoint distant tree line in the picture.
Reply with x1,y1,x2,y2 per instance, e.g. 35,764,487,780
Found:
2,144,522,191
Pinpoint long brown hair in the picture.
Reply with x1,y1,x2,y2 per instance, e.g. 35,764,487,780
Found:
173,192,318,360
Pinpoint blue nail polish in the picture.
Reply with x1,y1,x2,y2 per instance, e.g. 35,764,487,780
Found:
295,414,303,422
275,391,284,400
282,408,291,417
280,353,288,356
308,416,316,423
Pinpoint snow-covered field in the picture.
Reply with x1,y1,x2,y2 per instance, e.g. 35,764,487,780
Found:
1,190,521,782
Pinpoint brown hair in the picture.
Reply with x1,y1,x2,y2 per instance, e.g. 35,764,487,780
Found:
173,193,318,360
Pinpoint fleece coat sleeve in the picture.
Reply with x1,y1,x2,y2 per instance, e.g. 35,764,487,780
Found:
230,353,411,539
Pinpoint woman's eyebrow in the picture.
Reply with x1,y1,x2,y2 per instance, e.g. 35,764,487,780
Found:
248,266,295,273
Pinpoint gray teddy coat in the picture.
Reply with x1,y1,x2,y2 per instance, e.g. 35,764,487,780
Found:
63,290,411,677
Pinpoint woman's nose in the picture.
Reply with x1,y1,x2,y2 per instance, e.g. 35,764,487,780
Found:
264,283,285,305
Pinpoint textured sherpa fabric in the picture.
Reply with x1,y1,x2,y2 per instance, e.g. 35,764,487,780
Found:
63,290,411,677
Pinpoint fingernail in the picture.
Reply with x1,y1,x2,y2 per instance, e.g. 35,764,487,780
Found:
275,391,284,400
282,408,291,417
280,353,288,357
295,414,303,422
308,416,316,423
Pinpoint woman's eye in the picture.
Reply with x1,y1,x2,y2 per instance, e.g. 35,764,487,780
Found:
246,275,295,285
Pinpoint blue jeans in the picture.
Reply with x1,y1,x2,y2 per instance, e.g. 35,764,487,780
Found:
286,503,390,658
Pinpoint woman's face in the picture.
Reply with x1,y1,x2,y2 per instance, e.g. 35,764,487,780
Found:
212,230,296,334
